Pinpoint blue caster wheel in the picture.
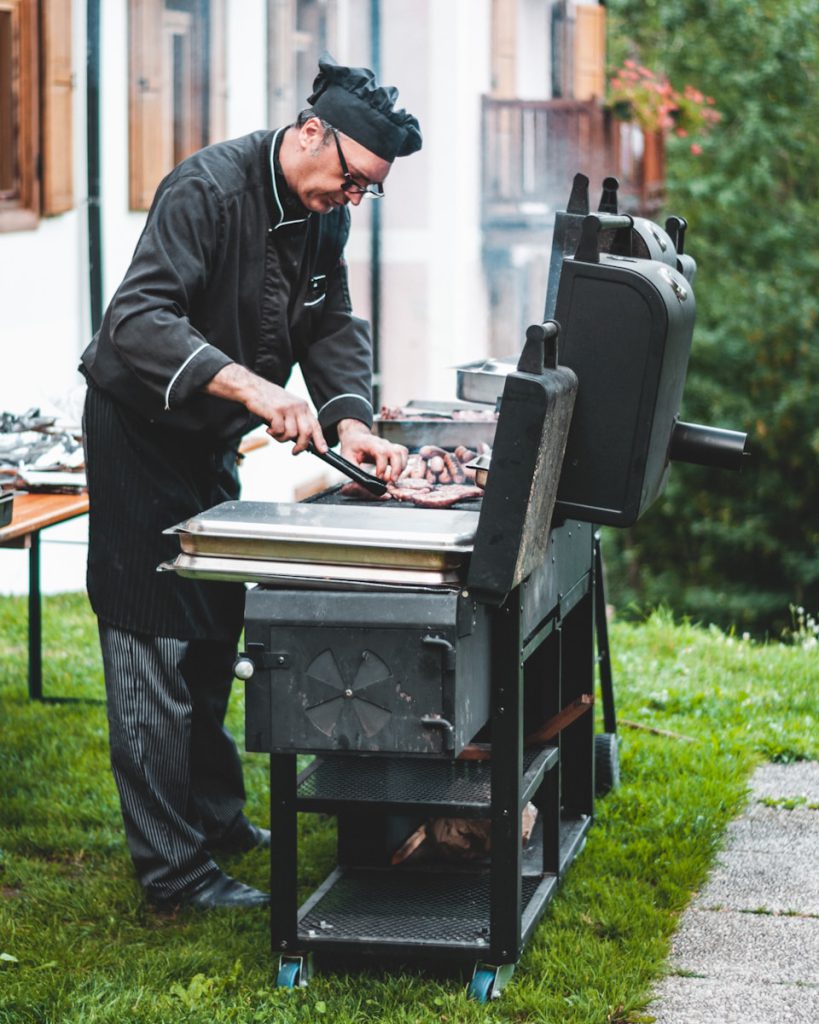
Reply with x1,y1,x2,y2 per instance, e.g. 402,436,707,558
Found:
467,968,496,1002
276,960,301,989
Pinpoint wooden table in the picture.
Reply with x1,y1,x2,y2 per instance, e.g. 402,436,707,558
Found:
0,491,90,700
0,434,268,701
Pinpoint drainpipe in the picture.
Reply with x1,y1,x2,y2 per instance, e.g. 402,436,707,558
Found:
369,0,382,409
86,0,103,335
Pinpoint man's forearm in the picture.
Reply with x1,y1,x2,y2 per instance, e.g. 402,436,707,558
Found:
203,363,326,452
204,362,266,410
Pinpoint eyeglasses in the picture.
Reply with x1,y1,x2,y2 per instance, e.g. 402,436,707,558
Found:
331,129,385,199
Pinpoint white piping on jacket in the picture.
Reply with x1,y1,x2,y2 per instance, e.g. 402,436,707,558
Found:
269,127,309,230
164,344,209,410
319,393,373,418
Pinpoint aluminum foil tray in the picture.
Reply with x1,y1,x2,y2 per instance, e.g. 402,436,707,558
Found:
159,553,463,589
166,501,479,570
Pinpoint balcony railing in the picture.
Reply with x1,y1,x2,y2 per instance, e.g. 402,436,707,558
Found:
481,96,664,233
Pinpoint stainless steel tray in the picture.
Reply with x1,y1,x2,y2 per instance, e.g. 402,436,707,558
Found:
374,399,497,450
455,357,518,405
159,553,463,589
374,420,496,451
166,502,479,570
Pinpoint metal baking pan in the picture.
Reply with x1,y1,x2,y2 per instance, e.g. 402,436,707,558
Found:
455,357,518,405
158,553,464,589
166,502,479,570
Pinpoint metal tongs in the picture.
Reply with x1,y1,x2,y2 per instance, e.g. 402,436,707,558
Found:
307,443,388,496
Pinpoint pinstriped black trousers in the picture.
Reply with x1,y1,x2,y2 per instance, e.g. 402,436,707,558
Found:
98,622,249,900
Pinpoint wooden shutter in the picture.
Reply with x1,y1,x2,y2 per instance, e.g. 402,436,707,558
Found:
41,0,73,214
0,0,39,231
129,0,164,211
491,0,517,98
573,2,606,101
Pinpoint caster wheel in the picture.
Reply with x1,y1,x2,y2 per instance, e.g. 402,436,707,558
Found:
467,968,496,1002
276,960,301,989
595,732,620,795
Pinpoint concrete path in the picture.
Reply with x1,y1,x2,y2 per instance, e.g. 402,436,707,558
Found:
647,762,819,1024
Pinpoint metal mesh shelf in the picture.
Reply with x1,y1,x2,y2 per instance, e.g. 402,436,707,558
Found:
293,814,590,958
298,867,545,953
296,746,558,815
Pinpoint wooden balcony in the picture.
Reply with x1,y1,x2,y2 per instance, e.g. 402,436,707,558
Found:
481,95,664,239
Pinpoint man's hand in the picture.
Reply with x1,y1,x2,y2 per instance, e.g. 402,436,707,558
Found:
337,418,408,481
205,363,327,454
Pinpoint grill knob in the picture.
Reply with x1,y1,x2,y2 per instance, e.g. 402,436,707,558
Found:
233,656,255,681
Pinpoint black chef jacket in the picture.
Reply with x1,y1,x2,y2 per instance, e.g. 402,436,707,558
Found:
80,128,375,640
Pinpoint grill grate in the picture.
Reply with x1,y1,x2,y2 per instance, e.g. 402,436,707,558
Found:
306,485,482,513
297,748,558,813
299,869,543,947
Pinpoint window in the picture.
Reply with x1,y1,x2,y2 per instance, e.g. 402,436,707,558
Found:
128,0,226,211
572,2,605,101
551,1,606,101
268,0,338,128
0,0,72,232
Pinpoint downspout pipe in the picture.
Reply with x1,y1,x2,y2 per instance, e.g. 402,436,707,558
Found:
369,0,382,409
86,0,103,335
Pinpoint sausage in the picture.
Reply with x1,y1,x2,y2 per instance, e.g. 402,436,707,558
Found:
418,444,448,459
403,454,427,479
443,451,466,484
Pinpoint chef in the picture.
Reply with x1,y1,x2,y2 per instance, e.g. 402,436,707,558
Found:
79,54,421,911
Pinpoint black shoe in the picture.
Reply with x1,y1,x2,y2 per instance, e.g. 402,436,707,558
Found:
151,870,269,911
208,823,271,855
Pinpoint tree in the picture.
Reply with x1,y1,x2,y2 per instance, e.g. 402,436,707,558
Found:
604,0,819,634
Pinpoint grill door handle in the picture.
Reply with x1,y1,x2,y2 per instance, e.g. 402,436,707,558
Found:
421,634,456,672
420,715,455,734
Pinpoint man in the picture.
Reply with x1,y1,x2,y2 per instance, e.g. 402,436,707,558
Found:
79,54,421,910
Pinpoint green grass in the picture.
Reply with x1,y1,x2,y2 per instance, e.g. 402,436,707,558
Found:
1,594,817,1023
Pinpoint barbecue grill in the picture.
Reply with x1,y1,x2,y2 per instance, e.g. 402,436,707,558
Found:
161,173,747,1001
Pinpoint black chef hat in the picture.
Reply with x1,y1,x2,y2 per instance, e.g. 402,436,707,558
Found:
307,52,422,162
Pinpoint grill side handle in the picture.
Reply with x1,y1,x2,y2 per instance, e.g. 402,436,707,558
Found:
517,320,560,374
575,213,634,263
669,419,748,471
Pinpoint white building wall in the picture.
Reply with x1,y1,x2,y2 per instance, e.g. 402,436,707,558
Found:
342,0,492,405
423,0,492,399
517,0,552,99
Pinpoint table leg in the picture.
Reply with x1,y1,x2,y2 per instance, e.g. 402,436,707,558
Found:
28,531,42,700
